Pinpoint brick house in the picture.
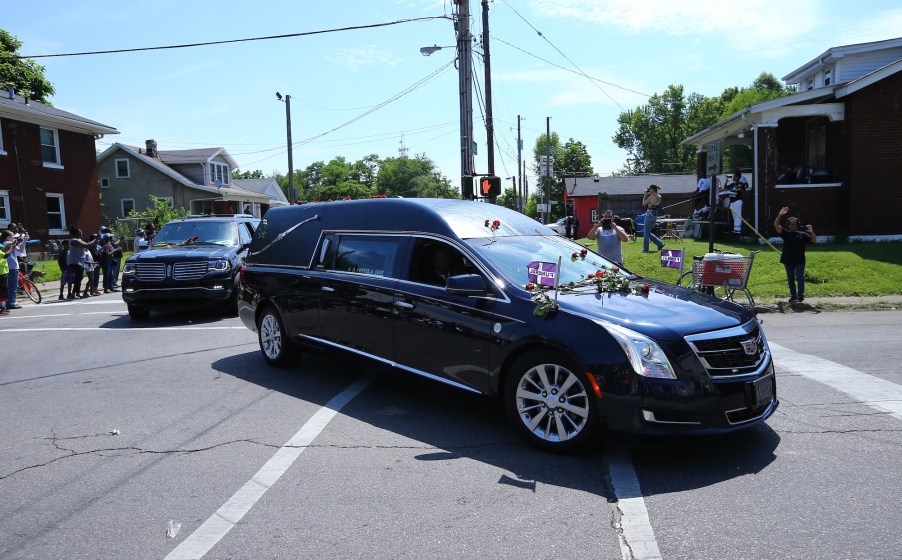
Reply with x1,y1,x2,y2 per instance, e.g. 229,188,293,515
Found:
683,37,902,239
0,86,118,240
96,140,274,221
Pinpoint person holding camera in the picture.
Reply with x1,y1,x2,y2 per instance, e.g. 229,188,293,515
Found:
774,206,816,303
588,210,629,265
641,184,666,252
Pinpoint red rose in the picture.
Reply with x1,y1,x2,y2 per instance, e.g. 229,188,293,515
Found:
642,284,651,293
525,283,535,290
571,252,578,259
595,270,606,278
485,219,491,227
580,248,588,256
492,220,501,229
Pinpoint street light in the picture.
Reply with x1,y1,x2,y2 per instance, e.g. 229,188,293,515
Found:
419,45,453,56
276,92,295,204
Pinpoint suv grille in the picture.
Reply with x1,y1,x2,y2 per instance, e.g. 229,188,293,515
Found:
135,263,165,281
173,262,208,280
685,321,766,378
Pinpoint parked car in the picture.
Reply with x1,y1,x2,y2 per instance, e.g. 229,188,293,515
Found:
546,217,568,235
121,215,259,319
237,199,776,451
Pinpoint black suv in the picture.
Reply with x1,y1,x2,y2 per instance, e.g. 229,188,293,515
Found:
121,216,258,319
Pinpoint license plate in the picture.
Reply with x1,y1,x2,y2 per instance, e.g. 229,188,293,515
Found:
752,375,774,407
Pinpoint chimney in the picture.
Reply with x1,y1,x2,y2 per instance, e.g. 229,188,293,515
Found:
145,139,158,158
7,85,13,100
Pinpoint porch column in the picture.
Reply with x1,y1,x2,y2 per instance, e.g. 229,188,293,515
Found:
755,125,778,236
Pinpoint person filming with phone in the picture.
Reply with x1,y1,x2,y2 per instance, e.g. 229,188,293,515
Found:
774,206,816,303
587,209,629,265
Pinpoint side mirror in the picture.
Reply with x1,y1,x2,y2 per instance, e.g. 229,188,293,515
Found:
445,274,487,296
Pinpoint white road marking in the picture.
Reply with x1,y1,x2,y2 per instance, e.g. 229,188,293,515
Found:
0,326,246,332
0,313,73,319
770,342,902,420
165,375,374,560
607,448,663,560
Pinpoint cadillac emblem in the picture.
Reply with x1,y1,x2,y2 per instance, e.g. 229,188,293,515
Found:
740,337,758,356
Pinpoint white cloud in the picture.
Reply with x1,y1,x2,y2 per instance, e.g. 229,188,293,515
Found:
327,46,400,70
496,68,650,108
529,0,824,57
833,8,902,45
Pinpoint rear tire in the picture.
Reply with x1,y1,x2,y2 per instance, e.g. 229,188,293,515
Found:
127,304,150,320
257,305,299,367
503,350,600,453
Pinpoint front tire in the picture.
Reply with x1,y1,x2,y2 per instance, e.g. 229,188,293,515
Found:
257,305,299,367
127,304,150,320
224,285,239,317
21,277,42,303
503,351,600,452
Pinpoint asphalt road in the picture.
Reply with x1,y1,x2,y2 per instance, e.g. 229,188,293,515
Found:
1,295,900,560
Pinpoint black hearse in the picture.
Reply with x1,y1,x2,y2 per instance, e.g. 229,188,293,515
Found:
238,199,776,451
122,216,258,319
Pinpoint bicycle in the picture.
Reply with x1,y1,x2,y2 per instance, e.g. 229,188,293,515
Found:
17,267,42,304
677,250,759,309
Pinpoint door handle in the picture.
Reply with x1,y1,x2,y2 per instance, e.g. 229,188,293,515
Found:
395,301,414,310
321,286,335,293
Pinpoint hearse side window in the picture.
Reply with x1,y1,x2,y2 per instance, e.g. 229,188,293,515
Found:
328,235,402,278
317,234,336,269
408,238,480,286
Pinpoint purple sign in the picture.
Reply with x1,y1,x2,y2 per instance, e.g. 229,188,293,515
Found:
527,261,558,287
660,249,683,269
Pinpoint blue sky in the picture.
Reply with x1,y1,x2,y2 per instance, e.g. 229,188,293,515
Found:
5,0,901,190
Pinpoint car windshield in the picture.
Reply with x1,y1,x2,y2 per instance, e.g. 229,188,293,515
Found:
464,235,632,287
152,221,238,247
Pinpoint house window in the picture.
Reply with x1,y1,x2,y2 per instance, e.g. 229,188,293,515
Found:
210,162,230,185
121,198,135,216
100,177,110,188
806,77,814,91
806,117,828,169
46,193,67,233
40,127,62,167
824,68,833,86
157,197,173,207
0,190,10,223
0,118,6,155
115,158,130,178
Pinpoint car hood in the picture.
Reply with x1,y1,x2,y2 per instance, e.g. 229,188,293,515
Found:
127,246,235,261
553,279,751,341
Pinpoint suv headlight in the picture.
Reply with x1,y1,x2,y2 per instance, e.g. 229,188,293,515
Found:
122,262,136,275
209,259,231,272
595,321,676,379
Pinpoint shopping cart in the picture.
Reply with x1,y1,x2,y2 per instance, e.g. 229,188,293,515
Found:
678,250,759,309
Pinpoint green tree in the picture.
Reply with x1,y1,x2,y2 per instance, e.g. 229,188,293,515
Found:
125,195,190,233
496,187,519,210
531,133,593,221
377,154,456,199
0,29,55,103
720,72,794,118
231,169,265,180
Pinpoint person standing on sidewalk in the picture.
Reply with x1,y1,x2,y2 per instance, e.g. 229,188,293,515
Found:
774,206,816,303
641,184,665,253
57,240,74,300
0,230,17,315
2,230,21,309
67,226,100,299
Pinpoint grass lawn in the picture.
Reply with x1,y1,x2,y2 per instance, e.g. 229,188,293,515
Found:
576,237,902,299
28,252,135,284
26,243,902,300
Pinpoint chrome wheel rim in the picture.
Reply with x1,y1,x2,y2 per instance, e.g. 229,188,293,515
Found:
515,363,590,443
260,314,282,360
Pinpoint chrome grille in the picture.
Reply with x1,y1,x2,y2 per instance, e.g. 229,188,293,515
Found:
685,321,767,378
173,261,208,280
135,263,165,281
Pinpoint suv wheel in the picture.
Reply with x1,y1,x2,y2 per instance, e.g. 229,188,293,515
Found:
127,304,150,320
257,306,299,367
503,351,599,452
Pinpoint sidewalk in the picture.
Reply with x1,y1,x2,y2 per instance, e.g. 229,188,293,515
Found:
16,277,120,305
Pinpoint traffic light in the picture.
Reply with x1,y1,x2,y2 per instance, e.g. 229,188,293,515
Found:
480,176,502,197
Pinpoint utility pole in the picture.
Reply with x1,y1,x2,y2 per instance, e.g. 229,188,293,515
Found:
481,0,495,180
285,94,295,204
455,0,475,200
517,114,523,212
544,116,551,225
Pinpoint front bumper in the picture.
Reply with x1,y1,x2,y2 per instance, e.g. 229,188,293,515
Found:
121,278,234,307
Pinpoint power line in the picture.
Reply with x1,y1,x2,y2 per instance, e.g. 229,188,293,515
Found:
491,35,651,98
18,16,450,59
499,0,626,110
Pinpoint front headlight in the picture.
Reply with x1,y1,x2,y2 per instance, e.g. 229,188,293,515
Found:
122,262,136,275
209,259,231,272
595,321,676,379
